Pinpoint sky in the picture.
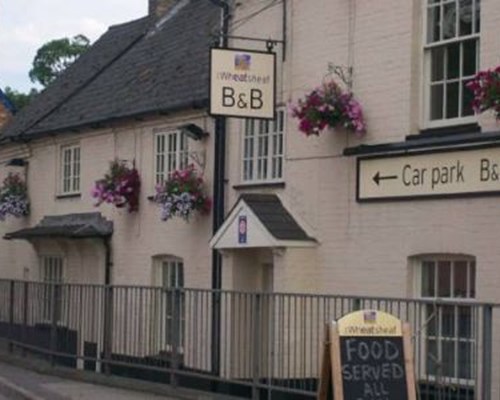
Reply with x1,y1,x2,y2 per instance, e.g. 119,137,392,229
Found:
0,0,147,93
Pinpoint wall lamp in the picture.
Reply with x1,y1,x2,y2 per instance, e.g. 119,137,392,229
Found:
6,158,27,167
179,123,209,141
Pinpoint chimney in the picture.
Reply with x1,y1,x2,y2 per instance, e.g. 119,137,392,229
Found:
149,0,178,20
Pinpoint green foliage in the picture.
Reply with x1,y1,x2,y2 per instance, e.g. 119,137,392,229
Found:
3,87,39,111
29,34,90,87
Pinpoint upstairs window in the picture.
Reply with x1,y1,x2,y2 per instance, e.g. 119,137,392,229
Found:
154,131,189,185
242,110,284,183
60,144,80,195
424,0,480,127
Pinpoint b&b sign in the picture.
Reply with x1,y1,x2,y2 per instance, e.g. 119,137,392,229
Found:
318,310,416,400
210,48,276,119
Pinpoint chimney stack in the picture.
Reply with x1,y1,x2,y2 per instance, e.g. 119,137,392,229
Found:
149,0,178,20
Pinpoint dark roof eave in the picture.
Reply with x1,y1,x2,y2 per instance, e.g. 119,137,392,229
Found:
4,232,112,241
343,130,500,156
7,99,209,142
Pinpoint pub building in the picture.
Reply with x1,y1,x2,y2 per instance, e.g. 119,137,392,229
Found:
0,0,499,399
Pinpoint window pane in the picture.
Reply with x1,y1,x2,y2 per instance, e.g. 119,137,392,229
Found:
178,263,184,287
442,340,456,377
427,339,438,376
446,82,459,119
426,304,438,336
458,342,473,379
454,261,468,297
463,39,477,76
474,0,480,33
459,0,473,35
458,306,472,338
446,43,460,80
438,261,451,297
431,47,445,82
422,261,435,297
427,6,441,43
441,305,455,337
443,2,457,40
431,84,444,120
462,80,475,117
469,262,476,298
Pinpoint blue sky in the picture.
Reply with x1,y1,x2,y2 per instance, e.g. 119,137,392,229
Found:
0,0,147,93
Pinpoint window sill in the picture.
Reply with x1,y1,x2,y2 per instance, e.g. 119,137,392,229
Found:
409,123,481,140
56,193,81,200
233,181,285,190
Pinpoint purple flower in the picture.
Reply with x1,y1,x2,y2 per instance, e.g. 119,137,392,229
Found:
291,80,366,136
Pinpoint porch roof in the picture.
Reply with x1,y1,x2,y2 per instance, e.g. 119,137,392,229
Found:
4,212,113,240
210,194,316,250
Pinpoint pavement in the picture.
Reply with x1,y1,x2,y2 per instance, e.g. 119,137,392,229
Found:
0,361,194,400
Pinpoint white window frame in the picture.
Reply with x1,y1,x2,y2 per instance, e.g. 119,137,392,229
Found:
152,256,185,355
422,0,480,129
414,254,476,387
59,144,81,195
39,255,65,322
154,130,189,185
241,109,285,184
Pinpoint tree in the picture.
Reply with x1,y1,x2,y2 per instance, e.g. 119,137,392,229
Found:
29,34,90,87
3,87,39,111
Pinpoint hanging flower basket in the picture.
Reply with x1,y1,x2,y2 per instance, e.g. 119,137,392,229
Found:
0,173,29,221
291,80,366,136
91,159,140,213
467,66,500,119
154,164,211,221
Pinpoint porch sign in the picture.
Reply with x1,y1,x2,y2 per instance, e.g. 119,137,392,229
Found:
210,48,276,119
318,310,416,400
357,145,500,201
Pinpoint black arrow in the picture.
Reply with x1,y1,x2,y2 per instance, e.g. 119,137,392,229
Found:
373,171,398,186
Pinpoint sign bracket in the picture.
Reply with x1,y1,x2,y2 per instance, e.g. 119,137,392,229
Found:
212,34,285,53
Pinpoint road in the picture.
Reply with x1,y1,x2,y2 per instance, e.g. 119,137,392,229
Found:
0,361,178,400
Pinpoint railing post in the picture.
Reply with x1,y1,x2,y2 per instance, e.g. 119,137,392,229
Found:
49,283,58,366
22,281,28,357
8,280,15,353
103,285,113,375
171,288,181,388
252,294,262,400
481,304,493,400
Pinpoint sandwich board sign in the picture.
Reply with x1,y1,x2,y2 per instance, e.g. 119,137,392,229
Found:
318,310,416,400
210,47,276,119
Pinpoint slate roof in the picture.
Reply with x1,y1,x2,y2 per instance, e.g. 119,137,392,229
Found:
1,0,220,141
4,212,113,240
240,194,315,242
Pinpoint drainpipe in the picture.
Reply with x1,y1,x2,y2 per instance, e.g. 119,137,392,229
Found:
209,0,229,382
103,237,112,285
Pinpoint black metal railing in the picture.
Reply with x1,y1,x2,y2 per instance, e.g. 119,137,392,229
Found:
0,280,495,400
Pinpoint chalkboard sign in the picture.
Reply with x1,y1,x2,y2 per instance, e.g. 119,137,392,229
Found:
318,310,416,400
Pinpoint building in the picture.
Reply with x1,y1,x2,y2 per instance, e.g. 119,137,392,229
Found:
212,0,500,398
1,0,500,398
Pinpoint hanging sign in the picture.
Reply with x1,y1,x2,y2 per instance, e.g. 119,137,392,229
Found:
358,145,500,201
210,48,276,119
318,310,416,400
